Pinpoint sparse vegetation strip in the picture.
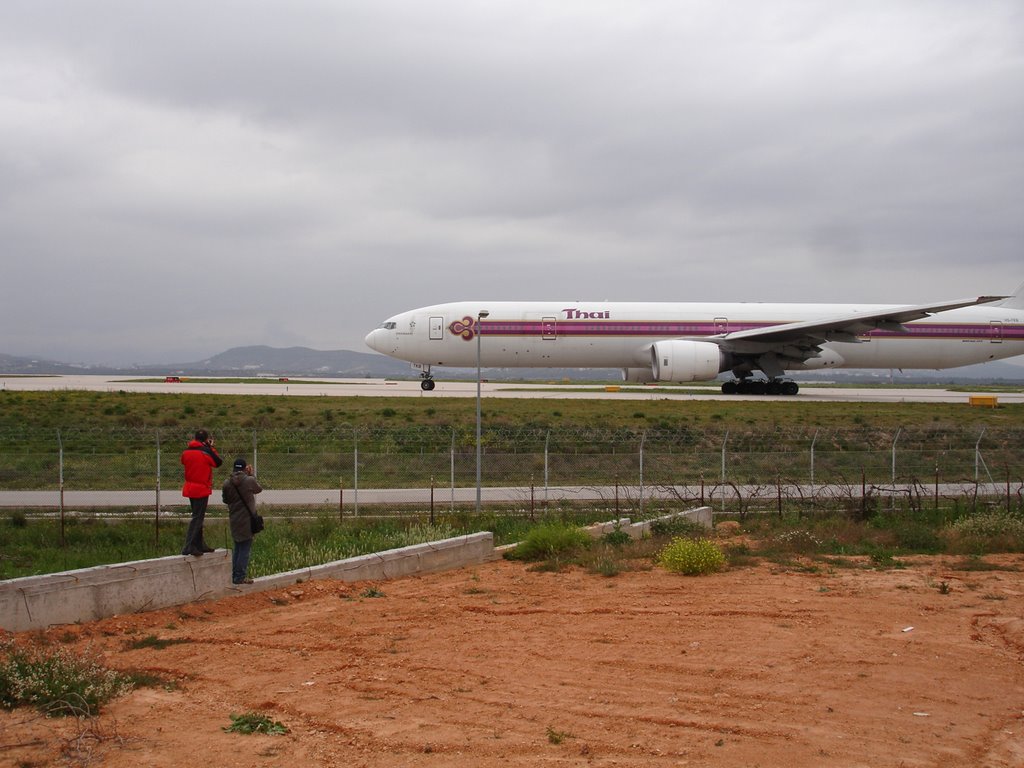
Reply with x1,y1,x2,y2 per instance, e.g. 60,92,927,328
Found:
0,638,131,716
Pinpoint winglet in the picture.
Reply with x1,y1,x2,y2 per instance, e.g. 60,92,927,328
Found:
992,282,1024,310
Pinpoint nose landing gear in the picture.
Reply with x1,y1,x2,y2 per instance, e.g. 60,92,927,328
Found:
420,374,435,391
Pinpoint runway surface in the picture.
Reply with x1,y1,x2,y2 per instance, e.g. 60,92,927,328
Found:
1,374,1022,404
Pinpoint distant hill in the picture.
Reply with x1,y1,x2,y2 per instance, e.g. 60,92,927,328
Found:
0,347,412,378
0,353,106,375
167,346,413,378
1,346,1022,383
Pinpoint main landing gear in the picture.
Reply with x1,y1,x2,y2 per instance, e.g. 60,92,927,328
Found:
721,378,799,396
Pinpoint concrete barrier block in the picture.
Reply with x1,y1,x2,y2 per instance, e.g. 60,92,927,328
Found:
630,507,714,538
243,533,494,592
582,507,713,544
584,518,631,539
0,551,230,632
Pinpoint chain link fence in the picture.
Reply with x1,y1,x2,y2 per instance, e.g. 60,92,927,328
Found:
0,426,1021,519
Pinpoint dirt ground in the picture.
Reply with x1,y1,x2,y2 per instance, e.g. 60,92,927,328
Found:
3,551,1024,768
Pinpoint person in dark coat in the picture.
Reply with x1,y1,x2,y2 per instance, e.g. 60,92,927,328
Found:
180,429,223,556
222,457,263,585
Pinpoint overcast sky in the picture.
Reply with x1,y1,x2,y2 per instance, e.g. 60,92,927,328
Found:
1,1,1022,365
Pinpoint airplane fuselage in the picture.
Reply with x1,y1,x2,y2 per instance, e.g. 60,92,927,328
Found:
365,300,1024,375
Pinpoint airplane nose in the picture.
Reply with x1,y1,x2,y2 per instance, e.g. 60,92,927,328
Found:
364,329,381,352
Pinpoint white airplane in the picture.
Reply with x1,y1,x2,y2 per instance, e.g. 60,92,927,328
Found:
364,282,1024,395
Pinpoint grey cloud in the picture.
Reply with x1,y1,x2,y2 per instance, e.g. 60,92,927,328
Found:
0,1,1021,363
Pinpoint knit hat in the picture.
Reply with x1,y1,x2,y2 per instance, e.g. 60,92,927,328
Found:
233,457,247,471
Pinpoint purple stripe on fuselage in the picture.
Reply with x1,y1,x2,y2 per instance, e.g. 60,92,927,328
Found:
473,321,1024,340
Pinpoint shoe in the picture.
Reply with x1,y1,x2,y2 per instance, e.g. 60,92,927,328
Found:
200,546,215,553
186,548,204,556
232,578,254,585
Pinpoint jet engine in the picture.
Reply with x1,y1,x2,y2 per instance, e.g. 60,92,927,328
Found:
651,340,725,382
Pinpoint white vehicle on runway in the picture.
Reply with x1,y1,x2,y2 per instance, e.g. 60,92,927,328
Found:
365,282,1024,395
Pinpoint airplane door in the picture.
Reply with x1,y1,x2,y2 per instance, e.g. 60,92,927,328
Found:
542,317,557,340
429,316,444,341
714,317,729,334
990,321,1003,343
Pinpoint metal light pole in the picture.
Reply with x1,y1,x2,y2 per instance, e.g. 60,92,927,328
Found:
475,309,489,513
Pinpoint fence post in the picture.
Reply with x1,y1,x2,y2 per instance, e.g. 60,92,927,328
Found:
155,429,161,546
544,430,550,510
353,429,359,517
891,427,901,485
890,428,902,512
975,428,986,483
639,431,647,515
252,429,258,478
721,430,729,516
450,429,455,512
57,429,65,549
810,428,818,508
861,467,866,518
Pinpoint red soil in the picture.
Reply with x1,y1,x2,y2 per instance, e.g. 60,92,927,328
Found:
3,553,1024,767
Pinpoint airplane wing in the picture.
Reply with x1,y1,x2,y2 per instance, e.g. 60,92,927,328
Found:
701,295,1006,378
717,295,1006,347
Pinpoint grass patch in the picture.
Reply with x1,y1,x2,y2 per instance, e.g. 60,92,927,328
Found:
223,711,289,735
951,555,1018,571
0,509,601,580
124,635,192,651
722,541,758,568
546,726,573,744
7,390,1022,441
504,521,591,562
121,669,178,690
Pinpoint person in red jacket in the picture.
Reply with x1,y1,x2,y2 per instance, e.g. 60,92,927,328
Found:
180,429,223,556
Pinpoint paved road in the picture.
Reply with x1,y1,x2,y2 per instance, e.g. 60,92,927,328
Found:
2,482,1011,509
2,374,1022,404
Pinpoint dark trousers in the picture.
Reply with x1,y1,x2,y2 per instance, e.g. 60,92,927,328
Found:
232,538,253,583
181,496,209,555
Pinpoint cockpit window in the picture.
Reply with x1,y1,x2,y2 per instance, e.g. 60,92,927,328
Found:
381,322,397,330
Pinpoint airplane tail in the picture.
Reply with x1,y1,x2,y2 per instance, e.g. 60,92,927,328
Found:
997,280,1024,309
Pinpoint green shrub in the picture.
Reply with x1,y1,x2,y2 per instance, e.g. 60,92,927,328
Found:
947,509,1024,553
0,638,131,715
649,516,705,539
505,522,591,561
657,537,726,575
950,509,1024,539
601,524,631,547
890,521,945,554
